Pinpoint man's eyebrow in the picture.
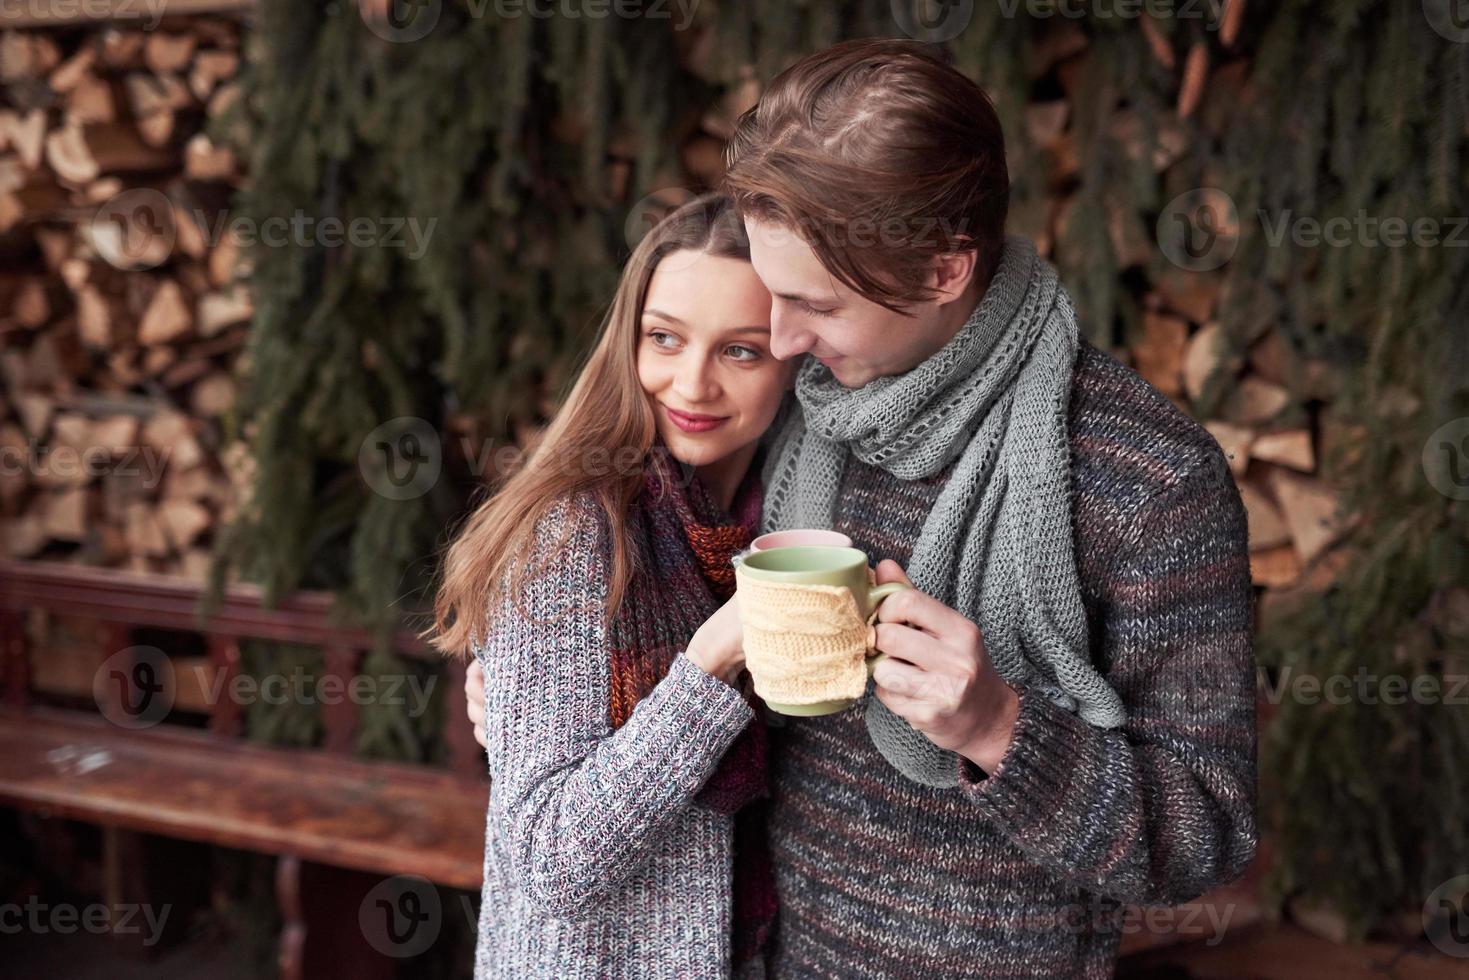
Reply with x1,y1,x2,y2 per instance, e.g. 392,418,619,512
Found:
774,291,838,305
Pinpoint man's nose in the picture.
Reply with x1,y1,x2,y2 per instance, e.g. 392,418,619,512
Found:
769,308,816,361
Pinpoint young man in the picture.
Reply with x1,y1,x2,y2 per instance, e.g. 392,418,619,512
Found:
468,38,1257,978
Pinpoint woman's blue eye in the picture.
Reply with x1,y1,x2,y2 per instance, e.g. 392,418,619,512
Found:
726,345,761,362
648,330,678,348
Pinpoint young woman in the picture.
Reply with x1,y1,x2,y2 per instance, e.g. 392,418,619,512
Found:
428,194,794,978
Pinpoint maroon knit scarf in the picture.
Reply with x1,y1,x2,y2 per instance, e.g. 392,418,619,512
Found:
605,446,777,969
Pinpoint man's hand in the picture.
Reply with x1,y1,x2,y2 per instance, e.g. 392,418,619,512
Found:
465,659,487,750
869,560,1020,774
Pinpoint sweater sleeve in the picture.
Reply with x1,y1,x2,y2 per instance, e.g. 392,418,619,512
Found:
477,495,755,919
955,453,1258,907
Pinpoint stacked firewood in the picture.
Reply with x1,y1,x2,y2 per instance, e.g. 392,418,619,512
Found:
4,11,1354,601
0,19,252,577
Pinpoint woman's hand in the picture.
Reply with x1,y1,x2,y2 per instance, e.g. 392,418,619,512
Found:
685,594,746,687
465,660,488,750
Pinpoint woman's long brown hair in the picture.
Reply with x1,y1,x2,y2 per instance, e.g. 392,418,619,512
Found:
425,194,752,657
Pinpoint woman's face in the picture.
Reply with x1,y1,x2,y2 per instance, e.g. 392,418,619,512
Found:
636,249,792,469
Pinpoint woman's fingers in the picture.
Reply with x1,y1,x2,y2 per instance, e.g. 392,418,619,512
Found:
465,660,487,748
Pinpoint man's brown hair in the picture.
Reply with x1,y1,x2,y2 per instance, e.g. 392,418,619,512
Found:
723,39,1009,313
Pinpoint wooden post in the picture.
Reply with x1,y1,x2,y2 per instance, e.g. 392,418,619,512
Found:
321,644,360,755
0,609,30,706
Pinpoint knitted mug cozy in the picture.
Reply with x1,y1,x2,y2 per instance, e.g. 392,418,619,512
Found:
734,570,878,706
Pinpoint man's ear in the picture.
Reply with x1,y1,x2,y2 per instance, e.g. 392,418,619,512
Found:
929,247,980,305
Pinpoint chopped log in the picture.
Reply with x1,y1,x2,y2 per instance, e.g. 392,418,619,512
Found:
1221,0,1247,47
1267,467,1346,565
207,228,241,285
189,50,240,101
15,391,54,437
1238,480,1290,552
1182,322,1242,403
1247,328,1290,385
1250,545,1301,589
0,31,61,81
1139,12,1176,70
12,278,52,328
164,463,229,503
45,122,174,185
42,487,90,540
1025,101,1070,149
1221,375,1290,426
92,415,141,454
142,410,204,470
5,109,47,169
35,226,72,270
197,287,252,335
124,500,171,557
0,169,68,232
157,497,211,549
173,202,208,258
141,345,178,376
84,176,124,203
1252,429,1315,472
145,34,199,75
1133,312,1188,397
1177,42,1209,118
138,279,193,343
124,71,193,116
177,548,214,581
76,284,115,348
160,354,213,388
1154,268,1221,323
190,372,235,416
137,111,176,148
2,514,48,558
184,134,235,180
1032,22,1089,81
1204,420,1254,476
48,45,96,93
99,31,145,69
67,74,117,125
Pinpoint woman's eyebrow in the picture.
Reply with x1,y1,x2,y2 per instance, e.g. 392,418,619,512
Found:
643,311,770,336
642,308,683,325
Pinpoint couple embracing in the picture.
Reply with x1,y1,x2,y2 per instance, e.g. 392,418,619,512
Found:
428,38,1257,980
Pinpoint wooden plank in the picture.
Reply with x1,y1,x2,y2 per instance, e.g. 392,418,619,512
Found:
0,560,431,658
0,706,487,890
0,0,256,29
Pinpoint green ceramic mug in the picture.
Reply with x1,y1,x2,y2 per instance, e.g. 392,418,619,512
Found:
736,546,910,716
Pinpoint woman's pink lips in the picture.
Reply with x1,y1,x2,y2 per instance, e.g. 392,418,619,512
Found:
664,405,729,433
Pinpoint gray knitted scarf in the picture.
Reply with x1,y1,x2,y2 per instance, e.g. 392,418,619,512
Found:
761,234,1126,788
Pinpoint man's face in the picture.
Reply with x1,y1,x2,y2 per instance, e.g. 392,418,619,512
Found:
743,217,960,388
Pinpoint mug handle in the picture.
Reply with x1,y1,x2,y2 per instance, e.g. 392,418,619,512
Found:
864,581,911,675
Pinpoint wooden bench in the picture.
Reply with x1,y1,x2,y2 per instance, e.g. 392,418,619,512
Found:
0,559,486,978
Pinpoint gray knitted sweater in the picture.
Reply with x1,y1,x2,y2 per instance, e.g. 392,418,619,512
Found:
471,497,759,979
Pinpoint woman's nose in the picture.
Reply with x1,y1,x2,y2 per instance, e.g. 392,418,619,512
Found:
672,359,720,404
